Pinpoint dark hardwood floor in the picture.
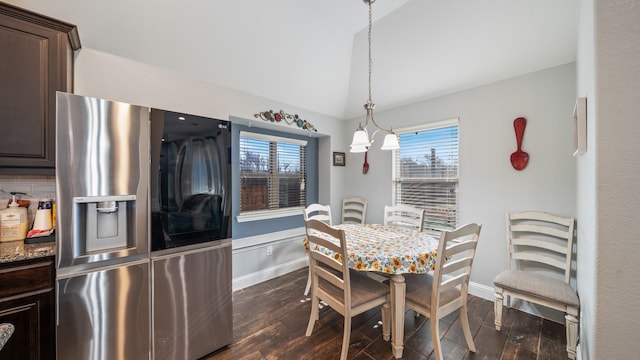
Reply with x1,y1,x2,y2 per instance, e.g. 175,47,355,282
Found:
205,268,568,360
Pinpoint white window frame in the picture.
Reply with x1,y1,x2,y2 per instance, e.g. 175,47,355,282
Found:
237,131,307,223
392,118,459,234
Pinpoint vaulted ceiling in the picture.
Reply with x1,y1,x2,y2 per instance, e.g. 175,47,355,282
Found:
8,0,578,119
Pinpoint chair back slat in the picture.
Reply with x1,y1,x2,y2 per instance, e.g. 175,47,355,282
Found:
511,252,566,270
442,257,473,276
511,237,568,255
511,223,571,239
443,239,477,257
510,211,574,226
440,272,467,292
313,259,345,288
309,233,341,254
309,250,344,274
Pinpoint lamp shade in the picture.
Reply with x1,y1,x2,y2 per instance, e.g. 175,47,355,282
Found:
380,133,400,150
350,129,370,148
350,144,368,153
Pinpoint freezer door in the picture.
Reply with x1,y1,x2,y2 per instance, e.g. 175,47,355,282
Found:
152,242,232,360
56,260,150,360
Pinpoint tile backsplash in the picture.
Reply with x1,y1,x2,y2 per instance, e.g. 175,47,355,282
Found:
0,175,56,222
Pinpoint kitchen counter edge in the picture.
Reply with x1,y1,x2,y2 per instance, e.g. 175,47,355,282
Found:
0,240,55,263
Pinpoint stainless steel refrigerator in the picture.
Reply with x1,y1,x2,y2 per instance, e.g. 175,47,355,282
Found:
55,93,233,360
55,92,151,359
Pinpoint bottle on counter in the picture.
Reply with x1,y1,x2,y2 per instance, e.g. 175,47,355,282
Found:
0,192,29,242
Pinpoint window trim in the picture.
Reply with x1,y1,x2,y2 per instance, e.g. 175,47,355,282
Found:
239,131,308,147
236,207,304,222
394,118,458,134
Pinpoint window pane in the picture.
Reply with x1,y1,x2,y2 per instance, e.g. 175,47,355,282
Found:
240,137,270,211
394,123,459,232
277,143,301,173
239,137,269,173
241,177,269,211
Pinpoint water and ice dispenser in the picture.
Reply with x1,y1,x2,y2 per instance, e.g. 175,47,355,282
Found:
73,195,137,254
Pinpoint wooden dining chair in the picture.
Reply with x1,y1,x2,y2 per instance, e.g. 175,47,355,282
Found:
494,211,579,359
303,203,333,296
341,196,367,224
384,204,425,231
304,219,390,360
403,222,482,360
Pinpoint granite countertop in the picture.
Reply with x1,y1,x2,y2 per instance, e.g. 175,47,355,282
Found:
0,323,15,351
0,240,55,264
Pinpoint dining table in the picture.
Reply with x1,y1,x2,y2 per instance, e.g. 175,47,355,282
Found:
310,223,441,359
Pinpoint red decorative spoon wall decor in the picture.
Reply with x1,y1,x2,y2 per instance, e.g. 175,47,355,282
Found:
362,151,369,174
510,117,529,170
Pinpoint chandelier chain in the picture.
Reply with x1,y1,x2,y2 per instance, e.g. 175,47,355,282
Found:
368,0,373,104
349,0,399,152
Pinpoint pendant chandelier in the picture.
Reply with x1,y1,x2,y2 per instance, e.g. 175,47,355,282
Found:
349,0,399,153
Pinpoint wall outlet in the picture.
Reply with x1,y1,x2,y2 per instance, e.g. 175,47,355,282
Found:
266,245,273,256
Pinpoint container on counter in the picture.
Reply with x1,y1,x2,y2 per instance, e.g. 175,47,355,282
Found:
0,193,29,242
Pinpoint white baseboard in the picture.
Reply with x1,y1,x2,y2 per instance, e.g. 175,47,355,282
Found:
469,280,495,301
232,256,308,292
473,280,565,323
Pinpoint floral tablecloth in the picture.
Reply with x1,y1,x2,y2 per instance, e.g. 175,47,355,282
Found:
304,223,440,275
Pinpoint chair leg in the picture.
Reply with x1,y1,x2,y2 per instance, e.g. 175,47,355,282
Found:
340,317,351,360
565,307,579,360
431,317,443,360
460,301,476,352
494,288,504,331
305,293,319,336
303,266,311,296
381,302,391,341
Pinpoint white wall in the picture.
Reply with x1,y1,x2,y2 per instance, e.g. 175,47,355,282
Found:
343,63,577,290
578,0,640,359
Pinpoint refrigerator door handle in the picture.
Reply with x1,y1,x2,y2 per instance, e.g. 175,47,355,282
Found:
73,195,136,203
56,256,149,280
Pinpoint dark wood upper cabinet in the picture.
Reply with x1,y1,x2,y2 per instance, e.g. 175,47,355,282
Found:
0,2,81,174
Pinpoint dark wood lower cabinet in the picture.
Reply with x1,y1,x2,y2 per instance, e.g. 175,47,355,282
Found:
0,257,55,360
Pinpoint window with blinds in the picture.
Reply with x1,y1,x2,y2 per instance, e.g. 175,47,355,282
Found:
239,131,306,214
392,119,459,234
